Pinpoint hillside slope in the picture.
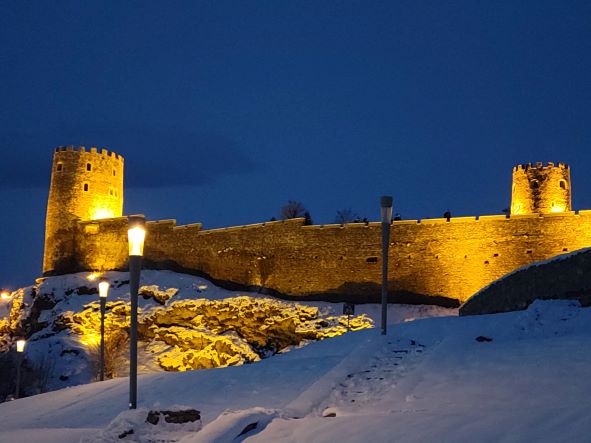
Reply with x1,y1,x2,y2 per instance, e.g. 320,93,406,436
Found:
0,299,588,443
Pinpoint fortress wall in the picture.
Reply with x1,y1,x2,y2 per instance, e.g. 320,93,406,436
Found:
44,146,124,273
72,212,591,303
511,162,571,215
76,217,129,272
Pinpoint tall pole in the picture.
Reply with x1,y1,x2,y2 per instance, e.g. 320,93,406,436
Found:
14,339,25,399
380,196,393,335
129,255,141,408
128,215,145,410
15,351,23,399
99,296,106,381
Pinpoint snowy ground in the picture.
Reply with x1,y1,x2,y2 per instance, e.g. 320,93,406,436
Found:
1,298,589,442
0,270,451,394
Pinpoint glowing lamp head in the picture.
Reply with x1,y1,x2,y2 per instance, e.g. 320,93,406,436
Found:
16,339,26,353
1,291,10,300
128,215,146,257
380,196,393,223
98,280,110,298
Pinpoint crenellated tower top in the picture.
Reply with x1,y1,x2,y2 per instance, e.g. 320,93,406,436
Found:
510,162,571,215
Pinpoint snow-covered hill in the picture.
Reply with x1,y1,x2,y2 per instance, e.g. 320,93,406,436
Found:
0,270,452,397
1,294,589,442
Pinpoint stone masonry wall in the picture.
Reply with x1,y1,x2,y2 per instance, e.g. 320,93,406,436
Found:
44,146,124,273
72,211,591,304
459,248,591,316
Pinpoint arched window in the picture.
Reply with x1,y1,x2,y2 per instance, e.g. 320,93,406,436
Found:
56,163,63,172
559,180,567,190
83,183,89,192
86,163,92,171
530,179,539,189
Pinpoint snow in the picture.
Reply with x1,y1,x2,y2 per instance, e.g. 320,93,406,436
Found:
1,293,590,442
1,270,381,393
81,407,202,443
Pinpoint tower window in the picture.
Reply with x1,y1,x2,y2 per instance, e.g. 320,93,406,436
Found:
83,183,89,192
109,188,113,196
86,163,92,171
56,163,63,172
531,180,539,189
113,169,116,176
560,180,567,189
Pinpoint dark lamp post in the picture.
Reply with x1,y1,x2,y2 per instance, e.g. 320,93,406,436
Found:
15,339,26,399
127,215,146,410
98,280,110,381
380,196,393,335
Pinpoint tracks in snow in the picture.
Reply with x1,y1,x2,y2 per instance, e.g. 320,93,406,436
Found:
320,338,427,416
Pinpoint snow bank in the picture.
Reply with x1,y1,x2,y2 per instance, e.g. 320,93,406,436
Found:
181,407,279,443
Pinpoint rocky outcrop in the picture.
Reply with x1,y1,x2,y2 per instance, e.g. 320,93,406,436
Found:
460,248,591,316
59,295,373,372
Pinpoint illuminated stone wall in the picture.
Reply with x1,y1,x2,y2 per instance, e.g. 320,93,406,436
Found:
510,162,571,215
43,151,591,304
460,248,591,316
43,146,124,273
72,211,591,304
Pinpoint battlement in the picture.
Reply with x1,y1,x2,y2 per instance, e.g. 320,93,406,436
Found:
514,162,569,171
511,160,572,215
120,209,591,235
42,150,591,305
55,145,124,162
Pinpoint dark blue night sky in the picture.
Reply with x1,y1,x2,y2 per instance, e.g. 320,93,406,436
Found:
1,1,590,288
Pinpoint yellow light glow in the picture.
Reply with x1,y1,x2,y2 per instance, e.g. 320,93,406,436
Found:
98,280,110,298
80,333,100,347
512,202,524,214
87,272,101,282
91,208,116,220
550,205,565,213
1,291,10,300
128,226,146,256
16,339,26,353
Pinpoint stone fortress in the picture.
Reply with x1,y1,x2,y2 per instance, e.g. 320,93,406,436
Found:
43,146,591,306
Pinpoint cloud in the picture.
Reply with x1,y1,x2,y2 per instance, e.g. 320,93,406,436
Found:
0,129,256,189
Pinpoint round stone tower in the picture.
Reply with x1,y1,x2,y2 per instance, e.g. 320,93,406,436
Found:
510,162,571,215
43,146,124,273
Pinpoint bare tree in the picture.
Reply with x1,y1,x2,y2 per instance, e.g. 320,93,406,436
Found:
335,208,359,224
87,329,129,380
280,201,307,220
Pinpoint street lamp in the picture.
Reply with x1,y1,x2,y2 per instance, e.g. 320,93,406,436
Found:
128,215,146,409
380,196,393,335
98,280,110,381
1,290,11,300
15,338,26,399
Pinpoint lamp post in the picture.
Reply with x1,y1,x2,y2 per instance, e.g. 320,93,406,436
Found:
128,215,146,410
98,280,110,381
15,339,26,399
380,196,393,335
